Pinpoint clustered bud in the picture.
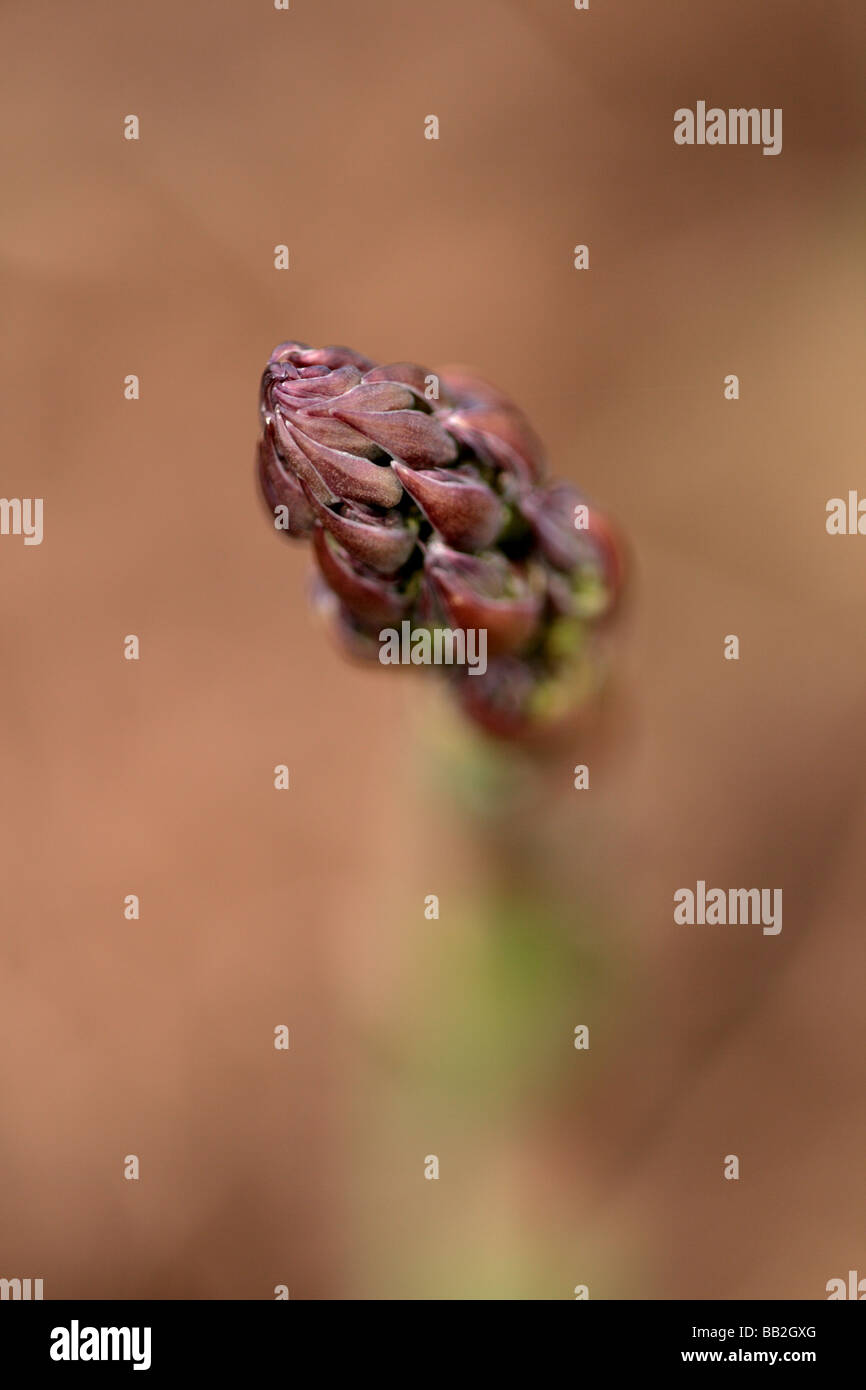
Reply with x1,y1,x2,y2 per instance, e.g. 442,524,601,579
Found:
258,342,624,738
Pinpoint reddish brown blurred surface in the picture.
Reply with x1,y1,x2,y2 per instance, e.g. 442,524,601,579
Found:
1,0,864,1298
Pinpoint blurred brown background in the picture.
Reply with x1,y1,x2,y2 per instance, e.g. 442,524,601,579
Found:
1,0,864,1298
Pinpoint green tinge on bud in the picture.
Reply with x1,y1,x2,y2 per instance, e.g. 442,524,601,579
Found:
392,462,506,552
257,341,625,738
424,544,544,656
